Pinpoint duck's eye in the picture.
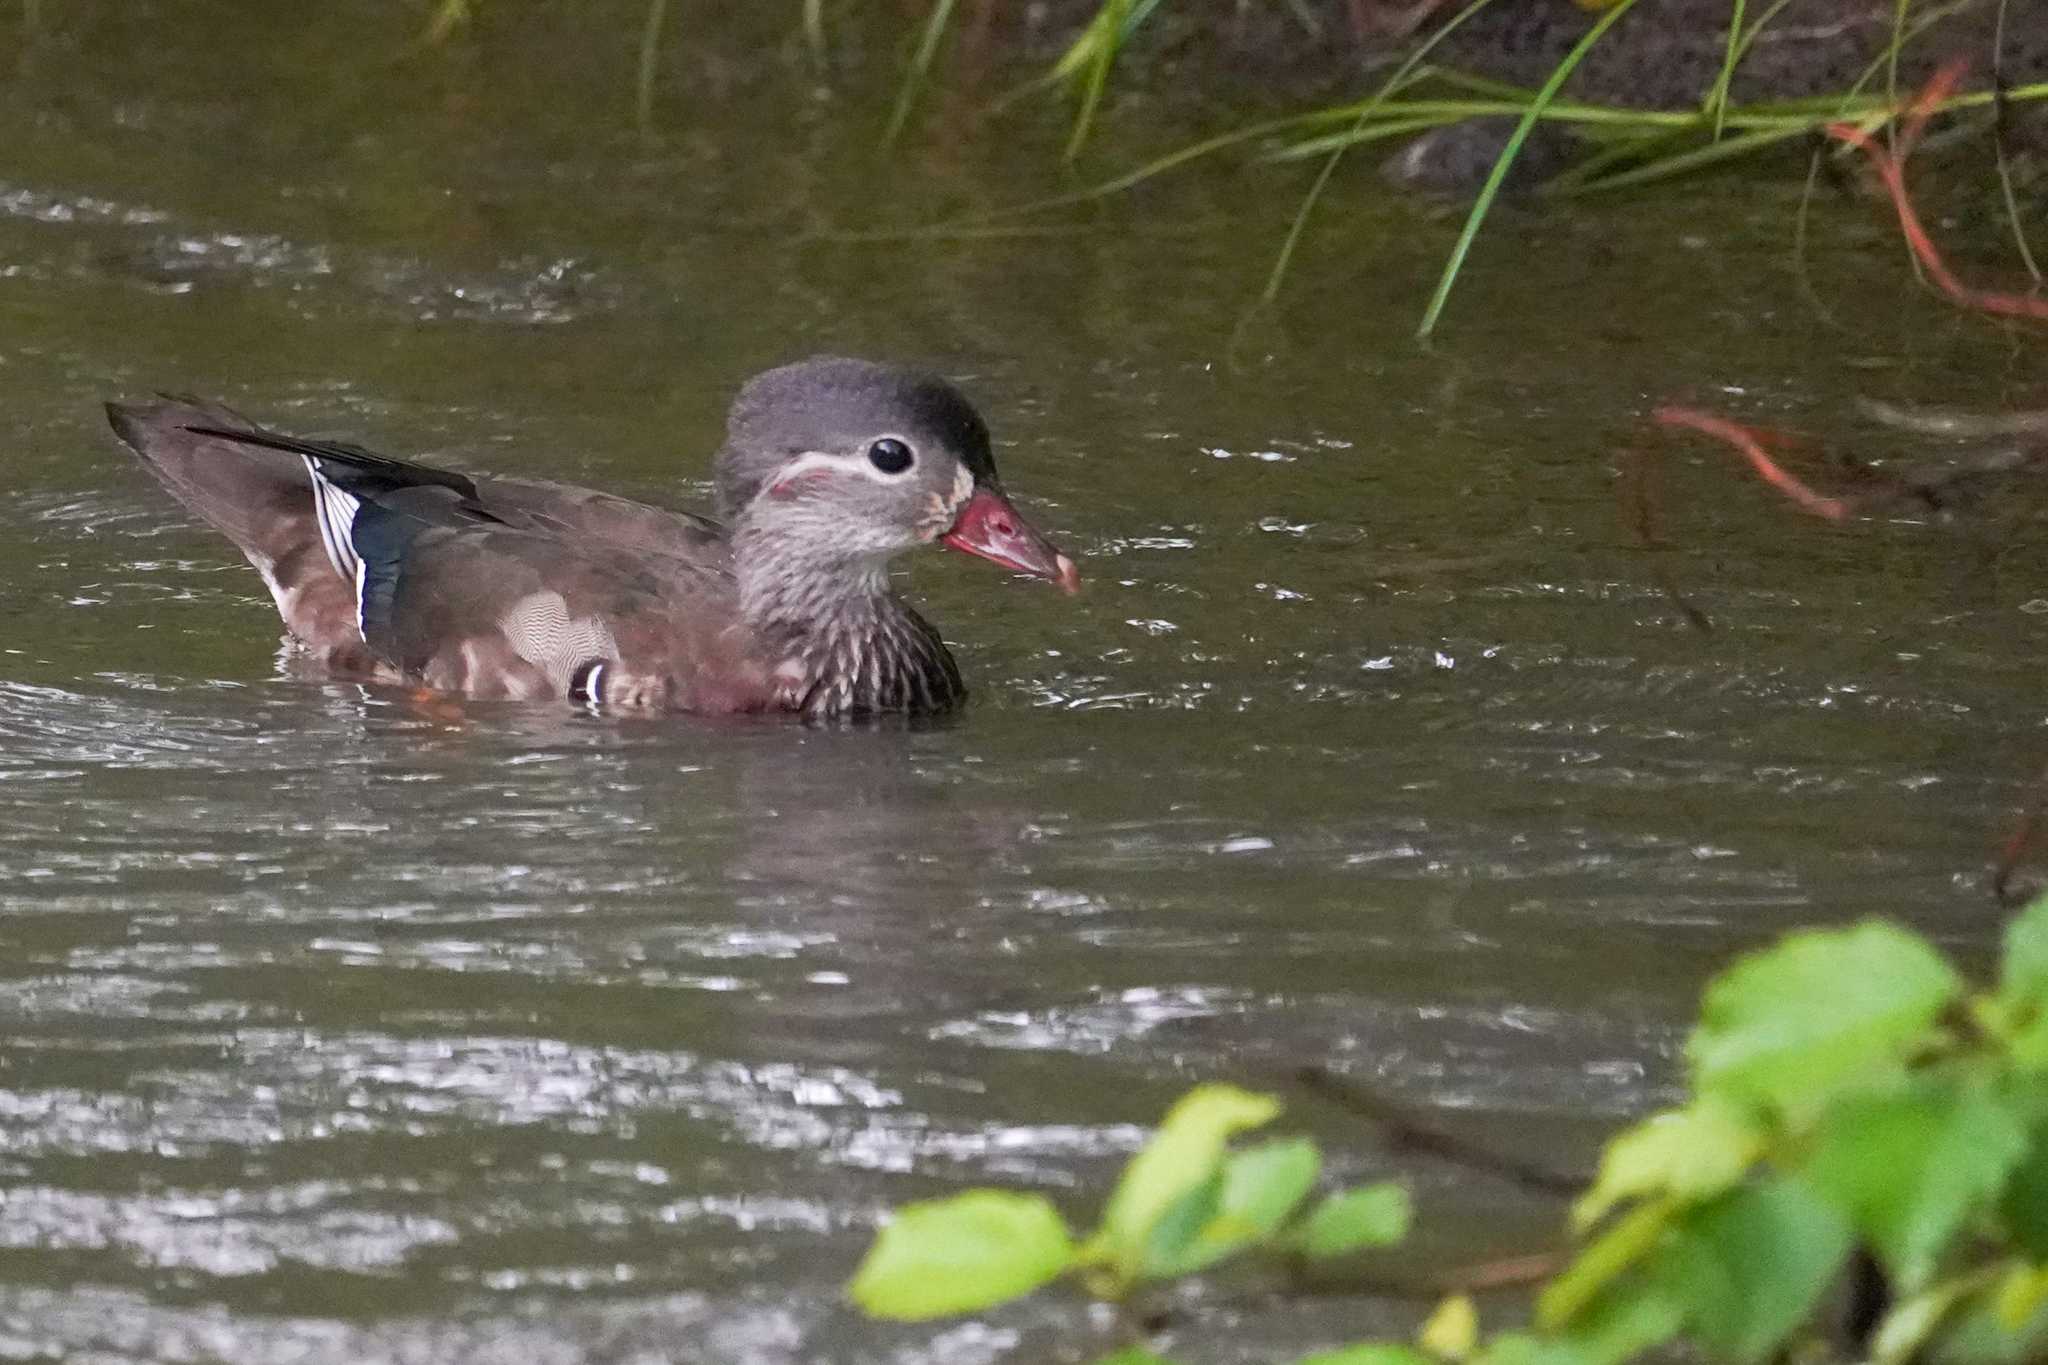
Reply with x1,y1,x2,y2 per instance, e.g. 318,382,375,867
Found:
867,438,914,475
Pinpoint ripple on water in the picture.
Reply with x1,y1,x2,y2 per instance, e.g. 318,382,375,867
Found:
3,25,2044,1350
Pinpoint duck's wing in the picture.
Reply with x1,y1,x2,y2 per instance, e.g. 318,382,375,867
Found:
347,509,785,710
107,399,779,709
170,420,729,557
471,477,727,558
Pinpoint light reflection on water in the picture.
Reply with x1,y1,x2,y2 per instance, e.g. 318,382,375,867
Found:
1,3,2045,1361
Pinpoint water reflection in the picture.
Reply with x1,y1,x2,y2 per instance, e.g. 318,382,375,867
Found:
1,2,2045,1359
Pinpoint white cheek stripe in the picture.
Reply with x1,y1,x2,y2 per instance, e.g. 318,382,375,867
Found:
766,444,921,497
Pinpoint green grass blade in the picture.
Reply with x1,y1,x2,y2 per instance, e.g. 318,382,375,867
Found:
1123,0,1168,40
1421,68,1548,101
1712,0,1802,96
1945,80,2048,108
1559,123,1811,195
1048,2,1118,83
1063,2,1125,161
905,102,1379,234
1543,125,1697,191
1885,0,1910,139
802,0,826,65
1049,0,1164,82
1262,112,1482,161
1992,0,2044,283
636,0,669,133
415,0,471,47
1262,0,1503,302
1705,0,1746,139
1015,110,1355,212
980,0,1162,120
1416,0,1643,338
1268,99,1735,151
883,0,958,149
1836,0,1980,112
1058,0,1166,159
1789,144,1846,329
1276,0,1324,36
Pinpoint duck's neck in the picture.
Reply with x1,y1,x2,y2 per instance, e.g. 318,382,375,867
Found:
732,524,965,718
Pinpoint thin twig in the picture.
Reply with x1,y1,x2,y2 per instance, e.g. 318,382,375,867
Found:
1297,1249,1562,1297
1620,437,1715,633
1294,1066,1586,1198
1994,760,2048,905
1152,1248,1562,1330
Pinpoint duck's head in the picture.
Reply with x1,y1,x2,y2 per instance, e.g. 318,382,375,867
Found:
716,357,1078,593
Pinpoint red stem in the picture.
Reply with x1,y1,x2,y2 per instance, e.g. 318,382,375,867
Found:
1653,406,1855,521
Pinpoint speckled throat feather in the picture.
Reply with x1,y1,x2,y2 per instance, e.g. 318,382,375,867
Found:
776,595,966,720
733,521,968,720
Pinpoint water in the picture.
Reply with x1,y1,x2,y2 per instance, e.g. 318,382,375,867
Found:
2,4,2046,1361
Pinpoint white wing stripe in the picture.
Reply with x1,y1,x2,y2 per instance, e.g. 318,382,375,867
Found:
301,455,372,641
301,454,363,585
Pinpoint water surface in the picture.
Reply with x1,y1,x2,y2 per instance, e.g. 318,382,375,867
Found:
2,5,2045,1361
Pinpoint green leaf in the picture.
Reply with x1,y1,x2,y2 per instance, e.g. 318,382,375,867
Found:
1572,1098,1763,1231
1687,921,1961,1116
1803,1080,2028,1290
1419,1293,1479,1358
1220,1138,1323,1240
1093,1351,1180,1365
1549,1284,1686,1365
2006,897,2048,1070
1999,1126,2048,1259
1927,1286,2048,1365
1139,1169,1224,1279
1295,1183,1413,1259
1511,1284,1686,1365
1870,1276,1979,1365
2003,894,2048,1007
1995,1263,2048,1331
848,1189,1075,1321
1295,1348,1435,1365
1474,1334,1600,1365
1648,1177,1853,1363
1089,1084,1280,1284
1539,1198,1676,1330
2010,1012,2048,1072
1146,1137,1322,1277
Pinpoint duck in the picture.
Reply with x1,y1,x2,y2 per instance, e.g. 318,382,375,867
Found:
105,357,1079,720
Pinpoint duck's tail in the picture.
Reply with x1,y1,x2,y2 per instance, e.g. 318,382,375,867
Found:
104,397,370,663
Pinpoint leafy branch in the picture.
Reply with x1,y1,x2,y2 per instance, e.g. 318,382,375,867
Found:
848,900,2048,1364
850,1083,1412,1323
